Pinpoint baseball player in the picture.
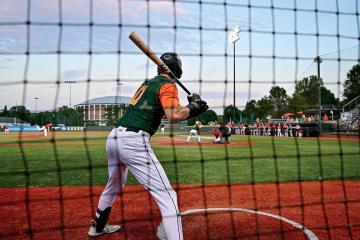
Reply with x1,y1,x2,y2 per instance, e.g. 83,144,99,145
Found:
4,125,9,133
88,52,208,240
186,120,202,143
160,124,165,134
219,122,231,144
210,128,221,143
38,123,52,137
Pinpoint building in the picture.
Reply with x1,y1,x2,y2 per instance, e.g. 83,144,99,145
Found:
0,117,30,127
75,96,131,124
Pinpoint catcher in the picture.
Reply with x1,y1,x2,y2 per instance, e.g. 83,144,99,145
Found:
219,122,231,144
210,128,221,143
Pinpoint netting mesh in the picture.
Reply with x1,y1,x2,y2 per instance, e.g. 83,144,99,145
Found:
0,0,359,239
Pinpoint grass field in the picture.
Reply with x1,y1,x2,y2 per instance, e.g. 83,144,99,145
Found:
0,131,359,188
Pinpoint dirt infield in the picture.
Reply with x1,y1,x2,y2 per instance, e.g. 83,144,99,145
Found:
1,181,359,240
1,133,258,147
152,136,258,147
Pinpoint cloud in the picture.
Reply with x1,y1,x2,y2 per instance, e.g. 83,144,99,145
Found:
138,1,187,16
61,69,87,80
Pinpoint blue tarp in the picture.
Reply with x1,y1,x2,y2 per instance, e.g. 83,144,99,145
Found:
9,125,40,132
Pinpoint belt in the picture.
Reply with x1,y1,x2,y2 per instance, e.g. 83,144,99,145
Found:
124,127,141,133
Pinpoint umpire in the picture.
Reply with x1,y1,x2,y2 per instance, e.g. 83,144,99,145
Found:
219,122,231,144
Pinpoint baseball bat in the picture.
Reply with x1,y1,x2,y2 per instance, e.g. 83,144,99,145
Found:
129,31,191,95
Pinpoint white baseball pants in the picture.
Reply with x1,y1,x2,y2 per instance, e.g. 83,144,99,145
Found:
97,127,183,240
186,129,200,143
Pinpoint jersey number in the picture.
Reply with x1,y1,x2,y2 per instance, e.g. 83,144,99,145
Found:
130,85,148,105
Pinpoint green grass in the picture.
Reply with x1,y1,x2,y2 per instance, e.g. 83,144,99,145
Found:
0,132,359,187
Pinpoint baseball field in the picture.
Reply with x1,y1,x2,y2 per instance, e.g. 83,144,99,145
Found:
0,131,359,239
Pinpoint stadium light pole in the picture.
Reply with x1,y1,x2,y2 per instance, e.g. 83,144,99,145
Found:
34,97,39,124
228,26,240,124
34,97,39,113
64,81,77,108
314,56,322,133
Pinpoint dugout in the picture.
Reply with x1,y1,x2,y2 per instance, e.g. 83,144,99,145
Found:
299,123,320,137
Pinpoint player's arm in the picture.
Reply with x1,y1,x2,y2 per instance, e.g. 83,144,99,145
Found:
164,106,190,123
160,83,190,122
160,83,208,122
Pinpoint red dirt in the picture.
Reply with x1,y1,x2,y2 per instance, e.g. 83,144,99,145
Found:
152,136,258,147
1,134,257,147
1,181,359,240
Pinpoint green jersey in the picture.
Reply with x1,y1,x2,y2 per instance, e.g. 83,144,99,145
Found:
117,75,174,136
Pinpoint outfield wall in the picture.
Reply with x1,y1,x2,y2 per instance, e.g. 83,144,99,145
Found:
8,125,39,132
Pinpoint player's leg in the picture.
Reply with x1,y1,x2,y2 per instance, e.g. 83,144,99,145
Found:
196,132,200,143
123,132,183,240
186,131,192,142
89,129,126,236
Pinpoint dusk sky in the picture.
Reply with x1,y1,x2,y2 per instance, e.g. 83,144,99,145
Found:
0,0,359,114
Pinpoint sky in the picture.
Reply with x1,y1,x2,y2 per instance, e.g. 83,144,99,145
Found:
0,0,359,114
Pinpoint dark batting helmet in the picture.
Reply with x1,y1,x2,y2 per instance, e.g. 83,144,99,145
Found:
158,52,183,79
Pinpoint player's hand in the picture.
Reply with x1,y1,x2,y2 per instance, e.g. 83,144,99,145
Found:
187,93,201,103
186,93,208,118
158,64,170,73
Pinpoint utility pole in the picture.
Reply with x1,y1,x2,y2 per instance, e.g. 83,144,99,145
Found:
64,81,77,107
34,97,39,124
34,97,39,113
228,26,240,124
314,56,323,133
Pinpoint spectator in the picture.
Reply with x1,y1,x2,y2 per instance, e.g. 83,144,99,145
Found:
295,124,301,137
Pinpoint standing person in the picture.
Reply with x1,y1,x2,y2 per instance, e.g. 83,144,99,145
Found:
186,120,202,143
160,124,165,134
277,123,282,136
219,122,231,144
88,52,208,240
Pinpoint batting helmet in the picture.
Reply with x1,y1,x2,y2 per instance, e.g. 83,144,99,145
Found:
158,52,183,79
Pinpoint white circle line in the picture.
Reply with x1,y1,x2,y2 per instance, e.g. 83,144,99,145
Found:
181,208,318,240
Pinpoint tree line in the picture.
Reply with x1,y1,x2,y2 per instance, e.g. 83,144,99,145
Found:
219,64,360,124
1,64,358,126
0,105,84,126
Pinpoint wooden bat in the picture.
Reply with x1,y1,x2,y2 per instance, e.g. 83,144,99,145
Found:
129,31,191,95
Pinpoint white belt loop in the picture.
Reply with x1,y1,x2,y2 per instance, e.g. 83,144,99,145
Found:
117,126,127,132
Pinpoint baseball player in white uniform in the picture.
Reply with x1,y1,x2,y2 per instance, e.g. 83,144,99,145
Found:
186,121,202,143
88,53,208,240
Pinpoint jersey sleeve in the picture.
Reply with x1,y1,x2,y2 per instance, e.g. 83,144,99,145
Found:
159,83,180,109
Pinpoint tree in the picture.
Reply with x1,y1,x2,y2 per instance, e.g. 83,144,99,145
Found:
320,86,338,106
187,109,218,125
1,105,9,117
343,64,360,103
269,86,289,117
104,105,126,126
242,100,257,123
222,105,241,123
256,96,273,119
294,75,337,106
287,93,308,113
56,106,83,126
8,105,30,122
34,111,53,126
294,75,322,107
199,109,218,125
